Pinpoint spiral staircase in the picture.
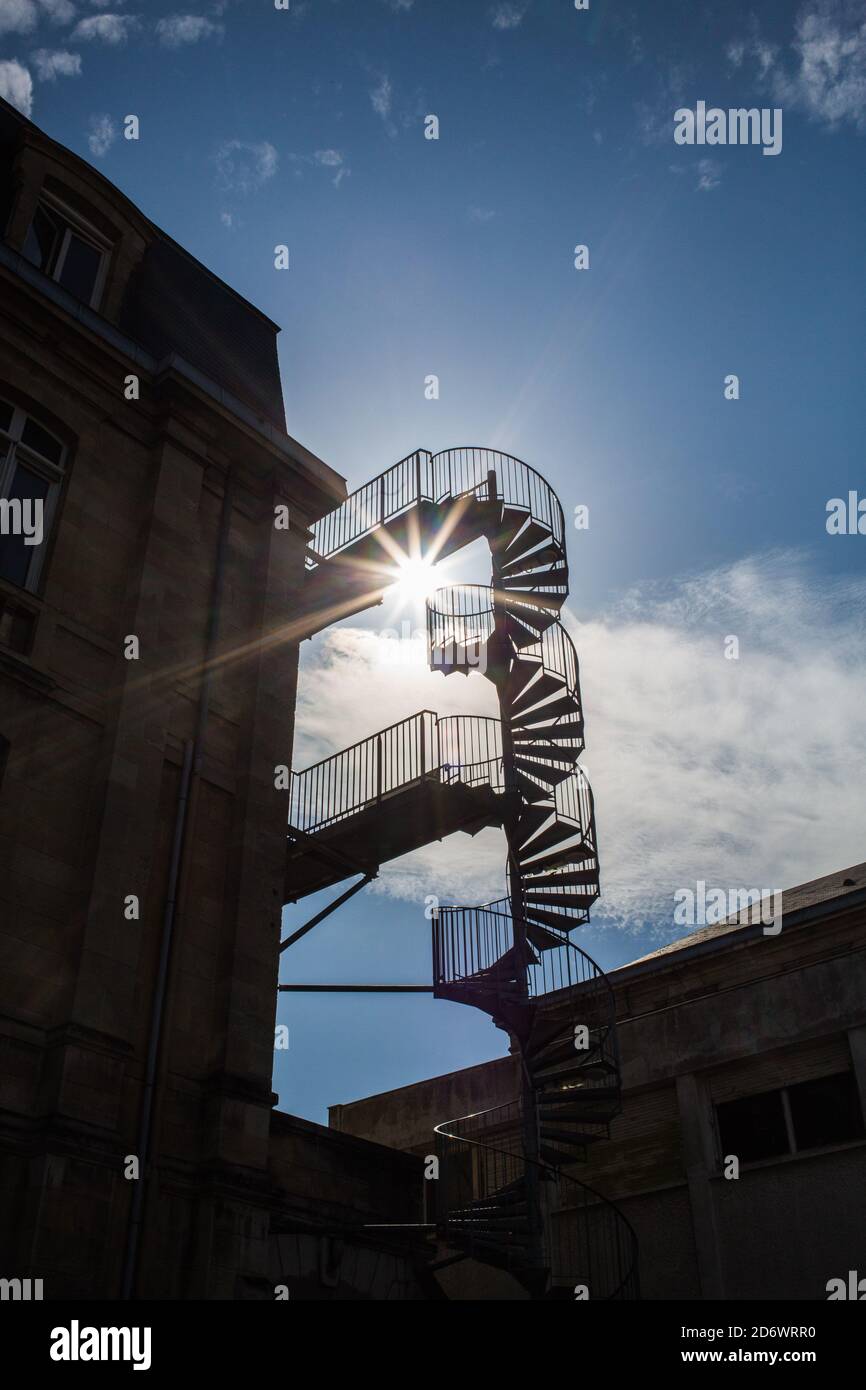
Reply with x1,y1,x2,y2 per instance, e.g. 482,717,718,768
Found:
284,448,639,1299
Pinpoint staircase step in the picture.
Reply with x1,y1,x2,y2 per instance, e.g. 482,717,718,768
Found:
540,1064,617,1088
523,876,599,902
526,920,570,952
515,803,554,847
539,1089,619,1112
513,756,573,788
512,739,577,766
493,506,531,553
504,519,552,557
529,1029,605,1061
506,598,559,628
517,817,575,858
532,1054,610,1082
506,614,546,651
525,903,593,931
504,657,543,703
503,566,569,592
511,694,580,725
510,672,563,715
522,868,601,889
538,1144,582,1168
514,770,553,804
521,842,596,874
539,1127,601,1148
499,542,564,576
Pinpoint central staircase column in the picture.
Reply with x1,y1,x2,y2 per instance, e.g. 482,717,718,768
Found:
488,489,546,1290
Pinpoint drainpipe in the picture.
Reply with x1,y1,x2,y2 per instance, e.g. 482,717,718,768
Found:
121,472,235,1299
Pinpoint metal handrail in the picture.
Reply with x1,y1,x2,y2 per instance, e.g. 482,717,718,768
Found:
288,711,505,833
306,445,566,568
432,1089,639,1299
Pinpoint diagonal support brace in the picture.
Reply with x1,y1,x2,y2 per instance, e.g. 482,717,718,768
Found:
279,872,374,953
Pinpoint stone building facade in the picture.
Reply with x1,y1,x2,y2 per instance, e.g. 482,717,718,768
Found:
0,95,397,1299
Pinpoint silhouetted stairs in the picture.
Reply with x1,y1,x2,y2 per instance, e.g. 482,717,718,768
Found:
286,447,639,1299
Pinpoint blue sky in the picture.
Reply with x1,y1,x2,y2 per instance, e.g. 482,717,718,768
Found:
2,0,865,1122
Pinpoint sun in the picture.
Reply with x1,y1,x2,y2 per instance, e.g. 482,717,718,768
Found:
389,555,440,604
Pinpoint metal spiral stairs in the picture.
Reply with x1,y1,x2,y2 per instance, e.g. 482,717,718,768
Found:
283,447,639,1300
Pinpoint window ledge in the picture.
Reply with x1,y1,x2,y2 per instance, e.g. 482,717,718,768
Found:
711,1134,866,1179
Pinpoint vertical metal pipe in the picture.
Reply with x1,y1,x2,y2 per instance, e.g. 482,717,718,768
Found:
121,472,234,1299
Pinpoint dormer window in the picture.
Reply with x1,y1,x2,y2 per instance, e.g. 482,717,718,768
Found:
23,194,110,309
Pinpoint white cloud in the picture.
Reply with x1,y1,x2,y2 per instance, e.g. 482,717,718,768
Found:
696,156,722,190
294,553,866,933
314,148,348,186
37,0,77,22
726,39,745,68
219,209,233,228
72,13,136,43
773,1,866,130
491,2,526,30
370,73,392,121
0,58,33,114
380,0,414,9
87,110,115,156
468,205,496,222
214,138,278,194
156,14,223,48
31,47,81,79
0,0,38,36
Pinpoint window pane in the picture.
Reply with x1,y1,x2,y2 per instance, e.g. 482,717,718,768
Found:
716,1089,789,1164
788,1072,864,1151
21,417,63,466
23,205,60,273
57,233,102,304
0,464,50,588
0,400,13,435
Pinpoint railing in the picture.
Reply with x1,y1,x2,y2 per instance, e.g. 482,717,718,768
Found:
433,1099,639,1299
517,765,597,871
433,902,613,1027
432,903,515,996
430,449,565,548
307,446,566,568
427,583,495,657
289,712,505,833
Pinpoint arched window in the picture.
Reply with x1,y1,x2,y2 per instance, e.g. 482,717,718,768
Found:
0,398,67,592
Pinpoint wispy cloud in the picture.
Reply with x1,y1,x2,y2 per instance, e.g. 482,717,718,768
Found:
490,2,527,30
87,110,115,156
314,147,349,187
696,156,722,190
0,58,33,115
728,3,866,132
370,72,392,124
213,137,278,194
72,13,137,44
0,0,76,36
156,14,223,48
772,0,866,131
0,1,38,36
31,47,81,80
468,205,496,222
294,553,866,932
39,0,77,22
